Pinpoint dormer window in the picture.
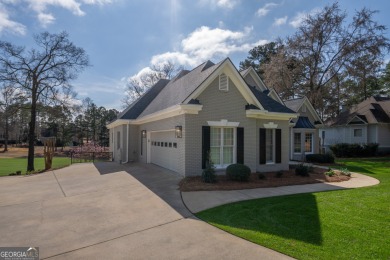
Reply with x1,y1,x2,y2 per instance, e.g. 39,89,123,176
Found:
219,73,229,92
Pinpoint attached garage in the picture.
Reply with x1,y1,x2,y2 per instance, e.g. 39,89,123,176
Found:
150,131,180,173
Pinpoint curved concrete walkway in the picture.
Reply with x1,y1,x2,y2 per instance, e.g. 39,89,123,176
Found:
181,172,380,213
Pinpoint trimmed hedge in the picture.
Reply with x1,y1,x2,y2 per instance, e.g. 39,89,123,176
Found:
306,153,335,163
226,164,251,182
295,164,310,177
330,143,378,157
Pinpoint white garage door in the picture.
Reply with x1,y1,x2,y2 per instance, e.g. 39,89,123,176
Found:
150,131,180,173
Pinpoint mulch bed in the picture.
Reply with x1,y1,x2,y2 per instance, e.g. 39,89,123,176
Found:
179,167,350,192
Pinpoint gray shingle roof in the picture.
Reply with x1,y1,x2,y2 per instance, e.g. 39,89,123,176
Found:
119,58,296,121
284,98,305,112
248,86,295,114
327,96,390,126
119,79,170,119
138,59,224,118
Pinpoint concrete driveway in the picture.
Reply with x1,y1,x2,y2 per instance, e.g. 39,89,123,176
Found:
0,162,292,259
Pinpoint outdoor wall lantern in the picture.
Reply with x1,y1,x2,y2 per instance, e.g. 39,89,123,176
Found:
175,126,182,138
141,130,147,138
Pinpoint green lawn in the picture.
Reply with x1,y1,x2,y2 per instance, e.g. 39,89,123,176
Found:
0,157,71,176
196,158,390,260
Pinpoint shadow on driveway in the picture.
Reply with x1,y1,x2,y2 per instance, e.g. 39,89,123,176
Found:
93,162,192,218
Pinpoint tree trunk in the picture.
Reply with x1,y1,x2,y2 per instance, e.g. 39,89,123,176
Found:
4,114,9,152
27,89,38,172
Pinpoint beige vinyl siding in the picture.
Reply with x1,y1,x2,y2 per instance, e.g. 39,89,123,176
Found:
184,76,291,176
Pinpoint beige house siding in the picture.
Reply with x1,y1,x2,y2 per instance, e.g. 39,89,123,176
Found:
184,76,291,176
111,125,127,163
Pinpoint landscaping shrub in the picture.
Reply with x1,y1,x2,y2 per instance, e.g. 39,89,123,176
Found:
362,143,379,156
226,164,251,182
258,173,266,180
306,153,335,163
340,168,351,177
275,170,284,178
330,143,378,157
324,169,335,177
295,164,310,177
202,155,216,183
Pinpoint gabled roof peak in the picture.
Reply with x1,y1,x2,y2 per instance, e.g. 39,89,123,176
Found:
201,60,215,71
171,69,190,82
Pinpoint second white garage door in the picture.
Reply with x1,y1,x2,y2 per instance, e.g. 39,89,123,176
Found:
150,131,180,173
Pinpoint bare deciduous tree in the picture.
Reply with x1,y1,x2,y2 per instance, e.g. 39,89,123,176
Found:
122,61,183,108
285,3,390,115
0,31,89,171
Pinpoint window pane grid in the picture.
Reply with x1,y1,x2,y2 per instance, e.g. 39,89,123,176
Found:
210,127,234,167
305,133,312,153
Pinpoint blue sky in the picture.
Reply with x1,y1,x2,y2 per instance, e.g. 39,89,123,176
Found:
1,0,390,110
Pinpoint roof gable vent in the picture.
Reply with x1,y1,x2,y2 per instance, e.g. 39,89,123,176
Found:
219,73,229,92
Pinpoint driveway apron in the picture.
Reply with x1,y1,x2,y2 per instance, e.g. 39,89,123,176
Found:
0,162,292,260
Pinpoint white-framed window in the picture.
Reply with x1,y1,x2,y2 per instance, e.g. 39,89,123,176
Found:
354,129,362,137
219,73,229,91
305,133,313,153
294,133,301,153
266,129,275,164
210,127,236,168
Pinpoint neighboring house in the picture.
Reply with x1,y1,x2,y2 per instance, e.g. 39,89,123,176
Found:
107,58,298,177
320,96,390,153
284,97,323,160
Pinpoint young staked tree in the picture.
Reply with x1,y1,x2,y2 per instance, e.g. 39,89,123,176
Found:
0,31,89,171
122,61,183,108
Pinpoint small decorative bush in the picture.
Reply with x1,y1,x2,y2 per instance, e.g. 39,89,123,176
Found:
340,168,351,177
202,155,216,183
306,153,335,163
295,164,310,177
325,169,335,177
275,170,284,178
226,164,251,182
258,173,266,180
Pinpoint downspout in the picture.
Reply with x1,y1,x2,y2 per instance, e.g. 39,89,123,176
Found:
122,123,129,164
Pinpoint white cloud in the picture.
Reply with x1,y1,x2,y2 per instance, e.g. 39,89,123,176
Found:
289,8,321,28
199,0,238,9
256,2,278,17
273,16,287,26
150,26,267,67
1,0,114,30
126,25,268,91
37,12,55,27
0,4,26,35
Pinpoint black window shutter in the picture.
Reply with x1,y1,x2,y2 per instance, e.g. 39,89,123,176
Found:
202,126,211,169
236,127,244,164
259,128,266,164
276,129,282,163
